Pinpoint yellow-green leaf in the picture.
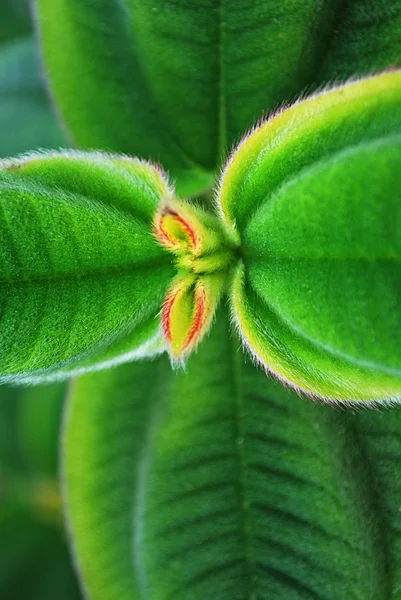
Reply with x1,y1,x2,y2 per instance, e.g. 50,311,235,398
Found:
218,71,401,402
0,151,174,382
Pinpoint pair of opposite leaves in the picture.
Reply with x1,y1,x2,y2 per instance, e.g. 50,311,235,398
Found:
0,70,400,403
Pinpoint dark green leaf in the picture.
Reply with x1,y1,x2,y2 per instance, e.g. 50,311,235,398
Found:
0,383,80,598
0,502,81,600
0,385,24,473
18,383,66,475
0,151,174,382
35,0,401,194
318,0,401,81
0,381,65,476
0,0,31,44
65,310,401,599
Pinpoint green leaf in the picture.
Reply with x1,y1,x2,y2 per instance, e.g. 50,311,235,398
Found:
35,0,401,194
318,0,401,81
0,37,64,158
217,70,401,402
64,356,170,600
0,151,174,383
65,310,401,599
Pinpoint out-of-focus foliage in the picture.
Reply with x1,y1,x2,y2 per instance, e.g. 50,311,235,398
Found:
0,37,64,157
0,383,82,600
0,2,80,599
0,0,64,158
0,502,80,600
36,0,401,195
0,0,31,43
0,384,64,478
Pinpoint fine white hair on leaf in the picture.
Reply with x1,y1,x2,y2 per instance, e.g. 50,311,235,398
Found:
0,148,175,195
228,286,401,409
9,329,167,386
215,69,389,231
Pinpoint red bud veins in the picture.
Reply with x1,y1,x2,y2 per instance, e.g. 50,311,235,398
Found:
154,197,236,362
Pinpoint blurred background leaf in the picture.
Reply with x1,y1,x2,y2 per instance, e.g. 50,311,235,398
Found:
0,502,80,600
0,383,82,600
0,37,65,157
0,0,64,158
35,0,401,195
0,0,31,43
0,1,80,598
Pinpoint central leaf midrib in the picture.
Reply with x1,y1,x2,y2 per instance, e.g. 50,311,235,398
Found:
126,4,213,174
0,255,172,285
230,327,256,599
217,0,227,163
244,253,401,264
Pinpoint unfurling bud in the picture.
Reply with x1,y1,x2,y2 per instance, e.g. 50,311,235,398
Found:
154,197,237,362
162,273,225,361
154,198,224,260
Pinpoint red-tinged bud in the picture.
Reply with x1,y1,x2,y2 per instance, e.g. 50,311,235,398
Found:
162,273,226,362
154,196,237,362
162,274,196,357
154,203,202,256
154,198,232,260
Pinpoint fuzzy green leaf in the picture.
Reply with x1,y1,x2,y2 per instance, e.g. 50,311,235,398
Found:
217,71,401,402
35,0,401,195
0,151,174,383
65,311,401,599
